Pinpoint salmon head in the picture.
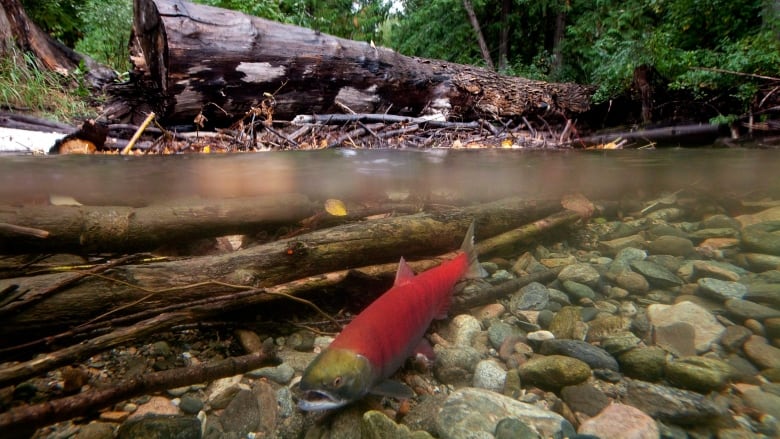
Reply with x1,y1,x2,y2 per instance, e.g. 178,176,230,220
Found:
298,348,374,411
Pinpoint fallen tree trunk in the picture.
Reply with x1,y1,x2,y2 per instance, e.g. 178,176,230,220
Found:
107,0,592,126
0,198,560,343
0,194,316,254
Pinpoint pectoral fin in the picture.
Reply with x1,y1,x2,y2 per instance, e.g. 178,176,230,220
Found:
369,380,415,400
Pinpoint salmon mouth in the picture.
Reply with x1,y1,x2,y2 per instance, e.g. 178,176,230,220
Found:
298,390,350,411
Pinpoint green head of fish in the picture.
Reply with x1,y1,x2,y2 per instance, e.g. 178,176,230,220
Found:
298,348,374,411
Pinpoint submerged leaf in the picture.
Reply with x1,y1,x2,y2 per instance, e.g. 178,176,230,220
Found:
325,199,348,216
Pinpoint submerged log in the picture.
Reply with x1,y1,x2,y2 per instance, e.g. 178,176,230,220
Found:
109,0,592,126
0,198,560,343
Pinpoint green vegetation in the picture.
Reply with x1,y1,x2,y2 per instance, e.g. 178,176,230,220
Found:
0,42,94,122
9,0,779,123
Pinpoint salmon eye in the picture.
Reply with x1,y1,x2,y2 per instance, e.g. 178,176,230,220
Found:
332,376,342,387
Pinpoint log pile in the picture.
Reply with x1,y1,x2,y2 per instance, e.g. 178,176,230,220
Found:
105,0,593,128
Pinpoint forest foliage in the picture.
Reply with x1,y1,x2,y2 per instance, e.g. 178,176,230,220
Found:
18,0,780,121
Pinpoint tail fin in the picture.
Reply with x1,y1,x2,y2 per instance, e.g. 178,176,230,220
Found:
460,221,487,279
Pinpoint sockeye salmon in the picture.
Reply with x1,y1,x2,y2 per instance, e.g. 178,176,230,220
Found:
298,222,485,411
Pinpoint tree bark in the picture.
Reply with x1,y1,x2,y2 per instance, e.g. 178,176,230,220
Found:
107,0,592,126
0,198,560,344
498,0,510,71
462,0,495,70
0,194,316,254
0,0,116,89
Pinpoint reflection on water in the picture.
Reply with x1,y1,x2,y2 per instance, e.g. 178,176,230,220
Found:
1,149,778,206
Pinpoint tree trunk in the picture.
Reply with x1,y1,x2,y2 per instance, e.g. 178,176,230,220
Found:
462,0,495,70
0,0,115,89
0,198,560,344
498,0,510,71
551,9,567,77
107,0,592,126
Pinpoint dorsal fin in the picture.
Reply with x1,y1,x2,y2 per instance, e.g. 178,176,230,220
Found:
460,221,488,279
394,257,416,286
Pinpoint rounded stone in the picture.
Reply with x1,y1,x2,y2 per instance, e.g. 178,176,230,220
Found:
618,347,667,381
473,359,507,392
646,235,695,257
697,277,747,302
614,271,650,294
450,314,483,347
558,263,602,287
665,356,736,393
518,355,591,390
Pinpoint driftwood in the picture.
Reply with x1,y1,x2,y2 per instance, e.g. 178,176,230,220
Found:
0,194,316,254
0,198,560,344
0,349,275,438
577,123,727,147
0,208,578,389
107,0,592,126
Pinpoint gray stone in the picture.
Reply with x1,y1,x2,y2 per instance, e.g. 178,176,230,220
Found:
219,389,260,436
702,214,740,230
741,385,780,419
487,321,523,349
178,396,203,415
690,260,742,282
117,415,201,439
665,356,736,392
618,346,667,381
560,382,610,417
562,280,597,301
472,359,507,392
518,355,591,390
435,388,574,439
599,235,646,256
494,417,539,439
245,363,295,384
361,410,433,439
766,317,780,339
558,263,602,287
741,221,780,256
623,379,728,424
697,277,747,301
654,321,696,358
509,282,550,311
725,299,780,322
434,345,481,386
744,282,780,307
646,235,695,257
630,260,683,288
538,339,619,371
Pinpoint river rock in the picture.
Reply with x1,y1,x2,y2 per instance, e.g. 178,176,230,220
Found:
577,403,659,439
630,260,683,288
487,320,523,349
623,379,727,424
472,359,507,392
618,346,667,381
600,235,646,256
741,221,780,256
561,280,597,302
518,355,591,390
725,298,780,322
697,277,747,301
245,362,295,384
665,356,736,392
719,325,753,352
494,417,540,439
558,263,601,287
602,332,642,355
434,345,481,386
538,339,619,371
435,388,574,439
739,384,780,419
766,317,780,339
614,271,650,294
743,335,780,369
647,301,725,353
450,314,482,347
548,306,582,339
117,415,201,439
362,410,433,439
646,235,694,257
560,382,610,416
690,260,742,282
586,315,631,342
509,282,550,311
76,422,115,439
653,321,696,358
